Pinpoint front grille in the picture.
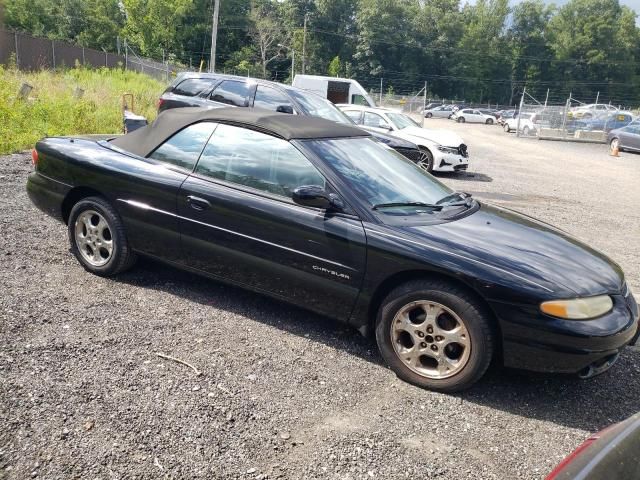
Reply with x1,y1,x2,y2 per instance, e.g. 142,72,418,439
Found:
394,147,423,163
459,144,469,158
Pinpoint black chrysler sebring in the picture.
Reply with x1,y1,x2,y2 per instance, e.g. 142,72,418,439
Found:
27,107,638,391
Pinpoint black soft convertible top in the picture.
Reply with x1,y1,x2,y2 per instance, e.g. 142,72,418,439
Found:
111,106,369,158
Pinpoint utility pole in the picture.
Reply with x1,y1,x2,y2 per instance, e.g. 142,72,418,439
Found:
291,50,295,85
209,0,220,72
422,81,427,128
379,77,383,105
302,13,308,74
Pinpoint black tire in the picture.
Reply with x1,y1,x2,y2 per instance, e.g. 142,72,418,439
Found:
375,279,495,392
416,147,434,173
523,126,530,136
425,112,433,118
457,117,465,123
504,124,510,132
485,118,493,125
68,196,137,276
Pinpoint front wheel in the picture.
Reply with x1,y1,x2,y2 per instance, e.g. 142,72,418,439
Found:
375,279,495,392
457,117,465,123
68,196,137,276
523,126,530,136
416,148,434,173
485,118,494,125
610,138,620,151
504,124,510,132
425,112,433,118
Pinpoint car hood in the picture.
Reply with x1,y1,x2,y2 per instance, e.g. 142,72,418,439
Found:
393,203,623,297
398,126,465,147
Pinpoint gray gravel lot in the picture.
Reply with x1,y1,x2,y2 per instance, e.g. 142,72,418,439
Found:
1,122,639,479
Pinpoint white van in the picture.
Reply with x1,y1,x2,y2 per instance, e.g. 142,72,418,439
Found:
292,75,376,107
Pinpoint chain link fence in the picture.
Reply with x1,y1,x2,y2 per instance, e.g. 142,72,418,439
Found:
516,91,638,142
0,29,185,82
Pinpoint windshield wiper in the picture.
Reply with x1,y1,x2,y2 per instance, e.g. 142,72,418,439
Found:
372,201,443,211
436,191,474,207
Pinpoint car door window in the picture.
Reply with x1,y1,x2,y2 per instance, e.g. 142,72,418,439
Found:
173,78,216,97
363,112,387,128
195,124,325,198
148,122,217,170
253,85,295,113
343,110,362,124
210,80,252,106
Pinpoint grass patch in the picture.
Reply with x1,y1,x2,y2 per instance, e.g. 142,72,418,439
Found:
0,65,166,154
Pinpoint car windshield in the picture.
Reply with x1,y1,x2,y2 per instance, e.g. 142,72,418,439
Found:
305,137,459,216
386,112,419,130
286,89,353,125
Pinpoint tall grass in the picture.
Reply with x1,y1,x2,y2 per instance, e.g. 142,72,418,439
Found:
0,65,166,154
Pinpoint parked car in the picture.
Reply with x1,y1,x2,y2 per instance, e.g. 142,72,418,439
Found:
27,107,638,392
572,112,634,133
568,103,617,120
477,108,500,119
504,113,537,135
292,74,376,107
158,72,423,165
451,108,495,124
338,104,469,173
497,110,516,126
607,124,640,153
424,105,455,119
545,412,640,480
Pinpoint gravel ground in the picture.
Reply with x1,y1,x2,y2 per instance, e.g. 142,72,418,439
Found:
1,125,639,480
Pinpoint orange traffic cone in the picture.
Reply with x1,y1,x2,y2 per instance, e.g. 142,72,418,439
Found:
610,144,620,157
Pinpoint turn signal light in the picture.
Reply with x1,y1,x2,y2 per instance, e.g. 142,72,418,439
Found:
540,295,613,320
31,148,39,166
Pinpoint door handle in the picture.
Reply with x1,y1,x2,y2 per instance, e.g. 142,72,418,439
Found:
186,195,211,211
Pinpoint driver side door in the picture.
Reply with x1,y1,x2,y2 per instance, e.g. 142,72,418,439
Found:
362,111,392,133
177,123,367,320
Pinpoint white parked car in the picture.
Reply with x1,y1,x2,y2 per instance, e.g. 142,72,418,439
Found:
504,113,537,136
338,105,469,173
423,105,456,118
570,103,617,119
451,108,495,124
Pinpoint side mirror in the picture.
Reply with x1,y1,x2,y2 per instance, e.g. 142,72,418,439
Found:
276,105,294,114
379,122,392,130
292,185,344,211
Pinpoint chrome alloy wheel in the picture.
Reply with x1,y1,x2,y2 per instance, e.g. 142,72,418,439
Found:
416,151,432,172
391,300,471,379
74,210,114,267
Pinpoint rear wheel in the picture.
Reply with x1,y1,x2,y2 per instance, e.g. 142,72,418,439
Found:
68,196,137,276
416,148,434,173
375,279,495,392
485,118,494,125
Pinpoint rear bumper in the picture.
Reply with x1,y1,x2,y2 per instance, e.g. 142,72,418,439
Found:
493,293,638,374
26,172,71,223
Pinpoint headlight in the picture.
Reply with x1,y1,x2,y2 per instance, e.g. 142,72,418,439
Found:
437,145,459,154
540,295,613,320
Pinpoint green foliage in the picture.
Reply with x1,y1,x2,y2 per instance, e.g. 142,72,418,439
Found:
327,55,342,77
4,0,640,104
0,65,164,154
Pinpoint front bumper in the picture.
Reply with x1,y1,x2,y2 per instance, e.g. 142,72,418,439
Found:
492,292,638,374
432,151,469,172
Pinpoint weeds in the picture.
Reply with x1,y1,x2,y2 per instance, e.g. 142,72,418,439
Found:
0,65,165,154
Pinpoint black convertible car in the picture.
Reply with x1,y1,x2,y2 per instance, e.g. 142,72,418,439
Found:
27,107,638,392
